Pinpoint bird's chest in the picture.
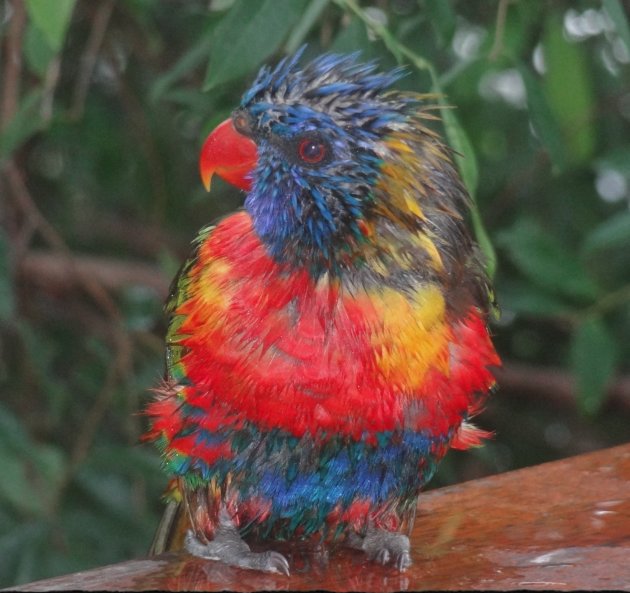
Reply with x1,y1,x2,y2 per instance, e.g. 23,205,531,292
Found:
174,215,457,439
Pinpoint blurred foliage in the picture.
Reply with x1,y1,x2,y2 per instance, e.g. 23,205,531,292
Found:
1,0,630,587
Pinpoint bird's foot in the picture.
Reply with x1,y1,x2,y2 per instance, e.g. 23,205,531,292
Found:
184,511,289,576
347,527,412,571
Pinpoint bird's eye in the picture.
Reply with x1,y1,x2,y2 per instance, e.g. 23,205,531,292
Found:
233,112,252,136
297,137,327,164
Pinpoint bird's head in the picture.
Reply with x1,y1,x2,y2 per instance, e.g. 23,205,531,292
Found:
200,50,473,282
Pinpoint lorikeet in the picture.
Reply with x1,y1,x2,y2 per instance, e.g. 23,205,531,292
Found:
146,50,499,575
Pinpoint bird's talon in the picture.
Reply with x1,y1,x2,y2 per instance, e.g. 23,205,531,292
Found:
264,551,290,576
184,529,289,575
350,528,412,571
376,548,390,565
397,550,412,571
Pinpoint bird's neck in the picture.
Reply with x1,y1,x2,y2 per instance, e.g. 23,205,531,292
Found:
244,198,442,287
244,190,372,279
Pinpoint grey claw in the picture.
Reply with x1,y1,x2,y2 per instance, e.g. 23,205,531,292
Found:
396,550,412,571
350,528,412,572
263,551,290,576
375,548,390,565
184,530,214,558
184,528,290,575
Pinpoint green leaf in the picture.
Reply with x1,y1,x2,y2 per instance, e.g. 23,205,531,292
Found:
330,16,375,55
150,35,214,104
470,202,496,280
0,90,45,158
439,105,478,195
75,468,139,521
285,0,330,54
0,404,65,517
24,22,56,76
204,0,309,90
603,0,630,55
0,445,63,518
0,404,33,457
0,522,49,586
425,0,456,47
438,103,497,278
497,218,600,301
24,0,77,53
543,13,596,166
0,452,42,515
582,211,630,255
519,64,566,172
499,280,572,317
570,317,617,415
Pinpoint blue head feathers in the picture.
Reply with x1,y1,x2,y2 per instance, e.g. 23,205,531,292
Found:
236,50,417,275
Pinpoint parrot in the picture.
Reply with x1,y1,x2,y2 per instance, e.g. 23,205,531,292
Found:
145,49,499,576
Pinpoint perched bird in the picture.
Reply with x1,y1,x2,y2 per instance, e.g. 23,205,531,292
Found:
146,50,499,575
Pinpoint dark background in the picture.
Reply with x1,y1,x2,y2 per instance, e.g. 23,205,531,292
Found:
1,0,629,587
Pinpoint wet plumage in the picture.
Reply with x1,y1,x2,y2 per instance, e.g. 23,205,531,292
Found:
146,50,499,574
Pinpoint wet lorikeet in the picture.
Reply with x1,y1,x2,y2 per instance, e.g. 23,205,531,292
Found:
146,50,499,575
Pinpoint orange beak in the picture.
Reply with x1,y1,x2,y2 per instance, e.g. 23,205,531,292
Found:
199,118,258,192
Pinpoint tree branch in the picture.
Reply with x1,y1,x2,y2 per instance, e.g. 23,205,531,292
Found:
70,0,116,120
496,361,630,413
1,0,26,128
19,250,170,300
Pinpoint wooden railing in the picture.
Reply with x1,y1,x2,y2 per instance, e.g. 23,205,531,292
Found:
9,443,630,591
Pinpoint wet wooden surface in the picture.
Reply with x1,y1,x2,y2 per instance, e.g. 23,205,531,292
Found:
10,443,630,591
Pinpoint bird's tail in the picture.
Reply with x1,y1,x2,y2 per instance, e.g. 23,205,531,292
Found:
149,490,191,555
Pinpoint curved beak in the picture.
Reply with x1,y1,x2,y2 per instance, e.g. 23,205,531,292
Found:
199,118,258,192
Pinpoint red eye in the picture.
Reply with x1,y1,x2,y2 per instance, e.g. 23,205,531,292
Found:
298,138,327,164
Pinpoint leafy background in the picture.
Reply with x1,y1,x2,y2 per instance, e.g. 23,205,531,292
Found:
1,0,629,586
